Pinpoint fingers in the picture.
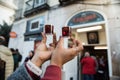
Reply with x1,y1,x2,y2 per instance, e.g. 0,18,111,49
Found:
75,40,84,52
49,43,56,48
56,36,64,48
67,40,83,56
41,32,47,43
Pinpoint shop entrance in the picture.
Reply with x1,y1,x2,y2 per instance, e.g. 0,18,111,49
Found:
71,23,109,80
78,46,109,80
66,10,112,80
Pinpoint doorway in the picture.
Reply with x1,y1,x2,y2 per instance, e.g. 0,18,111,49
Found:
78,46,109,80
66,10,111,80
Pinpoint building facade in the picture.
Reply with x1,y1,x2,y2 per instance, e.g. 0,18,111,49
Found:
0,0,16,25
9,0,120,80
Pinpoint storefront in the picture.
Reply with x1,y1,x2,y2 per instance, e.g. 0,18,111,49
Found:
60,10,111,80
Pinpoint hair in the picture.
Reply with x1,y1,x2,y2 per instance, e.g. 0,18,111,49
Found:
84,51,90,57
10,48,15,52
16,49,19,52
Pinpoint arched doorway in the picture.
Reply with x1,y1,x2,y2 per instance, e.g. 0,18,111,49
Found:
66,10,110,80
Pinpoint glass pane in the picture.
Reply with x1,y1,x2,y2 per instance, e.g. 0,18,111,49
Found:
25,0,33,11
31,21,39,29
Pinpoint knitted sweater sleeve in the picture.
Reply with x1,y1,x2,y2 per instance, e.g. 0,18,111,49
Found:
7,64,33,80
7,64,61,80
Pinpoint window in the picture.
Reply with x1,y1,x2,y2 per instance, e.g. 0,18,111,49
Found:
29,16,44,32
31,21,39,29
35,0,39,4
34,0,45,7
30,18,40,31
25,0,33,10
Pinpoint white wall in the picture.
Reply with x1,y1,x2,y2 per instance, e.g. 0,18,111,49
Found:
63,57,78,80
8,19,34,64
84,0,109,4
9,20,26,49
48,0,59,7
77,30,106,45
110,0,120,4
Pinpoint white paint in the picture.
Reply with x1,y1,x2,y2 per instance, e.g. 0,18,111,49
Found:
48,0,59,7
105,20,113,77
20,41,34,64
8,20,31,65
63,56,78,80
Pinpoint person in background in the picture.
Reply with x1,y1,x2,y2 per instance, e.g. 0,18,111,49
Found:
24,50,34,62
16,49,22,63
91,55,98,73
0,36,14,79
97,56,107,80
11,48,22,71
80,51,96,80
91,55,99,80
10,48,15,54
7,32,83,80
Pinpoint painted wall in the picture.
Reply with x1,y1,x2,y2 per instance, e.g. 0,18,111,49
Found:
77,29,106,45
84,0,109,4
48,0,59,7
107,4,120,77
8,19,34,64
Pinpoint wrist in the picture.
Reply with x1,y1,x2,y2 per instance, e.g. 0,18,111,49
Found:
31,57,42,67
50,61,62,68
26,60,42,76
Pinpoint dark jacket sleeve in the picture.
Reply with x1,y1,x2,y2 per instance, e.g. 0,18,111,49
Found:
41,65,61,80
7,64,33,80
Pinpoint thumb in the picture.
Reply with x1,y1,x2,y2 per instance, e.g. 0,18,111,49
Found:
57,37,64,47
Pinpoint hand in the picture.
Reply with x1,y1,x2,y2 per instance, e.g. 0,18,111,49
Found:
50,37,83,68
31,33,57,67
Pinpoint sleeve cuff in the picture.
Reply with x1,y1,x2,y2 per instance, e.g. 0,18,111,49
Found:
26,60,42,76
42,65,61,80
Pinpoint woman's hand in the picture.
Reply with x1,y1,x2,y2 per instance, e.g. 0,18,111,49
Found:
31,33,57,67
50,37,83,68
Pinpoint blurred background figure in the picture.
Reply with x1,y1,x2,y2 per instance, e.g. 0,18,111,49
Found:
80,51,97,80
10,48,22,71
91,55,99,80
0,36,14,80
97,56,108,80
